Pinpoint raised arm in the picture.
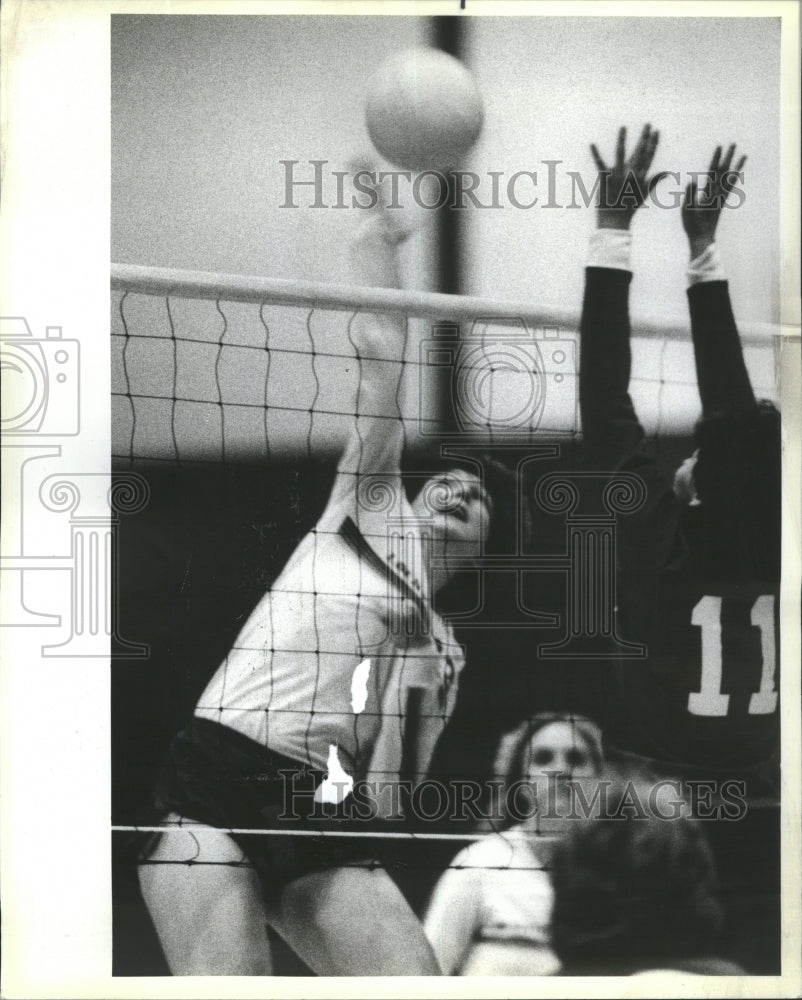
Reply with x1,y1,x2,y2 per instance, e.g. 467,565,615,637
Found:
580,124,661,470
324,179,417,515
682,144,756,415
347,202,411,422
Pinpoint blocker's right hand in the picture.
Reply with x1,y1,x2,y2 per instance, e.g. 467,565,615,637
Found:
590,123,662,231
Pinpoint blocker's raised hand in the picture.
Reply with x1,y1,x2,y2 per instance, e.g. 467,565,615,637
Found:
590,123,661,230
682,143,746,258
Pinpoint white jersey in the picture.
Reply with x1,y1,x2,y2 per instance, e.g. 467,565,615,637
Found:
195,415,464,798
424,826,559,976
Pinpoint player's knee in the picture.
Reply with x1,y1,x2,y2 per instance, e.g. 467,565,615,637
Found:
137,821,275,975
278,869,328,928
139,856,272,975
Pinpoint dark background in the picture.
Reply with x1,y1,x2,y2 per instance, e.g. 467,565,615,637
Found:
111,435,780,976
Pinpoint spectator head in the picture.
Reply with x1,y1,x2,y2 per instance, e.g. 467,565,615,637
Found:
501,713,604,832
549,777,723,975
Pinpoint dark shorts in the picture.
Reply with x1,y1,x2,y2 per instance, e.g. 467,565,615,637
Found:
139,717,392,898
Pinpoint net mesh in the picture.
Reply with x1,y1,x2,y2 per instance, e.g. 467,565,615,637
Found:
111,278,777,466
111,268,780,883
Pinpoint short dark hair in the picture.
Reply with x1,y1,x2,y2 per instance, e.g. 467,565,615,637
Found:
400,446,528,555
691,399,781,581
550,777,723,975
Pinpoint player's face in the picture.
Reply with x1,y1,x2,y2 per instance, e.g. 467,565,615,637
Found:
411,469,492,553
525,722,597,784
673,450,700,506
524,721,598,828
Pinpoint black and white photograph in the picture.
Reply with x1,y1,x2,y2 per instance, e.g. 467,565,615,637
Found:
1,1,800,996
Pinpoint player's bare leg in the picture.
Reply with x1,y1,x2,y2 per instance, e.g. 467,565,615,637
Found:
137,815,274,976
271,864,441,975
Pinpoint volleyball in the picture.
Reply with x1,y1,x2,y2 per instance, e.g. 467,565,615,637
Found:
365,49,484,171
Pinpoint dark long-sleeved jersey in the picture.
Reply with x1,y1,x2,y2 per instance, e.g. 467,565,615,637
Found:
579,267,779,789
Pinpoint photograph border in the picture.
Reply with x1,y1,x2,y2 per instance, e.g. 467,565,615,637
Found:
1,1,800,997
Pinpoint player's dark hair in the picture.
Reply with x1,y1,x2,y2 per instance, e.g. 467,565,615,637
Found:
400,446,528,556
549,777,723,975
691,400,781,581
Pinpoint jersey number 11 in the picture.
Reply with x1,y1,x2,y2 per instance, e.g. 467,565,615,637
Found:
688,594,778,717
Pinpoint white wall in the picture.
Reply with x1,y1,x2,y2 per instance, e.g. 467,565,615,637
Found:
112,15,434,287
111,13,780,454
113,14,780,323
465,16,780,326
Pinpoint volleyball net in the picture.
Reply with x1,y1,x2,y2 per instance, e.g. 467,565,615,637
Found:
111,262,781,885
111,262,779,466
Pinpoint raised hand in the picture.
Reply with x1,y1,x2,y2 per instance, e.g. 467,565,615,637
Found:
682,144,746,258
346,158,414,368
348,157,417,292
590,124,661,230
